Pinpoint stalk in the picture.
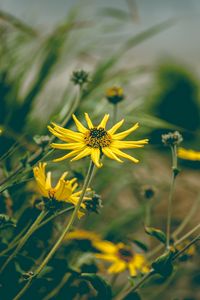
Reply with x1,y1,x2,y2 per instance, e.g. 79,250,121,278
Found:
0,210,47,273
13,161,95,300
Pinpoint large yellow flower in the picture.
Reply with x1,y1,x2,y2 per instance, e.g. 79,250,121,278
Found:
94,240,149,276
48,113,148,168
33,162,90,211
178,147,200,161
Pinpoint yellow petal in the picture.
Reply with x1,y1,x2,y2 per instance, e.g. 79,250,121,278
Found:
102,147,123,163
95,253,117,262
84,113,94,129
71,147,91,161
53,149,81,162
128,263,137,276
51,142,85,150
107,119,124,135
111,148,139,163
108,261,126,274
72,114,88,133
93,240,117,254
45,172,52,189
97,114,110,129
91,148,102,168
111,139,148,149
112,123,139,140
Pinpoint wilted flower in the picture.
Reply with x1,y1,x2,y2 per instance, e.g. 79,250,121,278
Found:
162,131,183,146
106,86,124,104
48,113,148,168
33,162,90,216
71,70,90,86
177,147,200,161
94,240,149,276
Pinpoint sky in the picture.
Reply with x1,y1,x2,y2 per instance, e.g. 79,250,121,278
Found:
0,0,200,73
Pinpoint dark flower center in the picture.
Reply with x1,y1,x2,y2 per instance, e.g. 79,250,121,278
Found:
117,247,134,262
84,127,111,148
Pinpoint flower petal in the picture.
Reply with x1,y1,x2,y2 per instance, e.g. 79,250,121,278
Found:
108,261,126,274
112,123,139,140
93,240,117,254
84,113,94,129
71,147,91,161
53,149,81,162
91,148,102,168
97,114,110,129
51,142,85,150
111,148,139,163
107,119,124,135
111,139,148,149
102,147,123,163
72,114,88,133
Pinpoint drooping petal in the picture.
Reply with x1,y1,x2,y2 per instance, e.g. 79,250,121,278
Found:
48,125,84,142
128,263,137,276
111,139,148,149
71,147,91,161
53,149,81,162
72,114,88,133
102,147,123,163
110,148,139,163
107,119,124,135
51,142,85,150
108,261,126,274
97,114,110,129
84,113,94,129
91,148,102,168
112,123,139,140
93,240,117,254
45,172,52,189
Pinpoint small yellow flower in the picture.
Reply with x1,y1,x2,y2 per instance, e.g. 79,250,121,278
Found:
48,113,148,168
106,86,124,104
177,147,200,161
94,240,149,276
33,162,90,216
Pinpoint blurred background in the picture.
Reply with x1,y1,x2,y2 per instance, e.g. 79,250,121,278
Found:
0,1,200,299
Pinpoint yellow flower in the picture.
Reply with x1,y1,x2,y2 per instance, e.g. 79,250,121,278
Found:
65,229,101,243
177,147,200,161
48,113,148,168
33,162,90,216
94,240,149,276
106,86,124,104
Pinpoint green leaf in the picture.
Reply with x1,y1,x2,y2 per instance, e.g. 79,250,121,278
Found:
132,239,149,252
81,273,112,300
145,226,166,244
152,250,174,278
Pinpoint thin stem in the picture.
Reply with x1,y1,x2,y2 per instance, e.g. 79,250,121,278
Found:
43,273,71,300
174,223,200,246
0,210,47,273
173,234,200,260
13,161,95,300
166,145,178,250
115,270,154,300
113,104,118,125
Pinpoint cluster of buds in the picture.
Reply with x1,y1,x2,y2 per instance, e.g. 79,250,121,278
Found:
161,131,183,147
105,86,124,105
71,70,90,87
84,193,103,214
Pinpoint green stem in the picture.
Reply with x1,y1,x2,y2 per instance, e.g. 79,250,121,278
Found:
166,145,178,250
13,161,95,300
113,104,118,125
115,270,154,300
173,234,200,260
43,273,71,300
0,210,46,273
174,223,200,246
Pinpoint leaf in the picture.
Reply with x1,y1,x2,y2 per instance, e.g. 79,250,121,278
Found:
81,273,112,300
152,250,174,278
132,239,149,252
145,226,166,244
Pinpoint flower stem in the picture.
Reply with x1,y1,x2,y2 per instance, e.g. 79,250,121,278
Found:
13,160,95,300
113,104,118,125
174,223,200,246
115,270,154,300
0,210,47,274
166,145,178,250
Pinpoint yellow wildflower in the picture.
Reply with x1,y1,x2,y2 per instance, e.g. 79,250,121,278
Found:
177,147,200,161
94,240,149,276
106,86,124,104
48,113,148,168
33,162,90,216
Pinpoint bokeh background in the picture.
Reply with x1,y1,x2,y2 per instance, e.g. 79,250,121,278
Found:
0,0,200,299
